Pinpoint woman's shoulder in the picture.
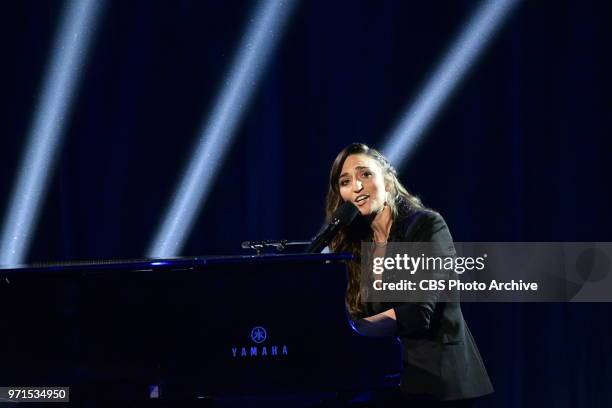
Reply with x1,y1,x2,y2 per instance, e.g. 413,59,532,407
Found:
393,204,451,242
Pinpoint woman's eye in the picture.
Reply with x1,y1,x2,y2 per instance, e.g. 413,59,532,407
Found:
340,179,349,186
361,171,372,177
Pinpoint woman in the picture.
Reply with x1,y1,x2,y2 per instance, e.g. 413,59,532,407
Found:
325,143,493,407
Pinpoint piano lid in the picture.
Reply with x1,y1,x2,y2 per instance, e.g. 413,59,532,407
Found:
0,252,354,273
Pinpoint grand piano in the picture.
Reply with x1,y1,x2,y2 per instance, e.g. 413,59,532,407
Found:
0,253,401,406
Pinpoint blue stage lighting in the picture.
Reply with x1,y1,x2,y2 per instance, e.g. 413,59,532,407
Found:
0,0,105,267
148,0,298,258
382,0,520,167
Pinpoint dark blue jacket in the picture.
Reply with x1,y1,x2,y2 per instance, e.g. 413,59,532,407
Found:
365,207,494,400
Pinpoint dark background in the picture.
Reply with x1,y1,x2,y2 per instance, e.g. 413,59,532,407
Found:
1,1,611,406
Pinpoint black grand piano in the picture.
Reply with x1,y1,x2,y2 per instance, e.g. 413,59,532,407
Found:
0,253,401,406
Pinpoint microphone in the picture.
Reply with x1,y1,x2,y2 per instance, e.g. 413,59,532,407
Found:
306,202,359,253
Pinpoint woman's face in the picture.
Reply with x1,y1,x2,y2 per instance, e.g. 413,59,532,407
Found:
338,153,388,216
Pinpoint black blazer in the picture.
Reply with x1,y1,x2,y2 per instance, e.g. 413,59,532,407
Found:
364,208,494,400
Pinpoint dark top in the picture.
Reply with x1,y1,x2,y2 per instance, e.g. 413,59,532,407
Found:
364,206,494,400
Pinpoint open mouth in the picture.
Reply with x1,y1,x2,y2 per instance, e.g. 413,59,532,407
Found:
355,194,370,206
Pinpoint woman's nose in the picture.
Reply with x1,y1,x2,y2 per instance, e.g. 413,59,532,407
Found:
353,180,363,192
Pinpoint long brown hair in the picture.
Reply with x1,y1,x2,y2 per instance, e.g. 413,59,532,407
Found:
325,143,423,318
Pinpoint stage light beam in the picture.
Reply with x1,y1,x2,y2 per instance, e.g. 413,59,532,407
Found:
382,0,521,167
148,0,298,258
0,0,105,266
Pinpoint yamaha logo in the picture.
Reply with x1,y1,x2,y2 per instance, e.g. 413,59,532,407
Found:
231,326,289,358
250,326,267,343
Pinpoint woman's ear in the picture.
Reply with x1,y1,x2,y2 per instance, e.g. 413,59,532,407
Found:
384,177,392,192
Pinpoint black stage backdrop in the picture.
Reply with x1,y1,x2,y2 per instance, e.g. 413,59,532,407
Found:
1,1,611,406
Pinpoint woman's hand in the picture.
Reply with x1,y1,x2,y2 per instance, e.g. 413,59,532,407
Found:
353,308,397,336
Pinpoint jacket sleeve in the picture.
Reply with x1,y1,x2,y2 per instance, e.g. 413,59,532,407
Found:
393,211,456,338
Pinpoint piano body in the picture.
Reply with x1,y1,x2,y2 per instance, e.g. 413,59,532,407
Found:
0,253,401,405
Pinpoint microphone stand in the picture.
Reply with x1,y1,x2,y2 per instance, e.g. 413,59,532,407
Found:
241,240,311,255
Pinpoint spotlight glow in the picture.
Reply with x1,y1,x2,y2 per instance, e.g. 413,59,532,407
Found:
382,0,520,166
0,0,105,266
148,0,298,258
